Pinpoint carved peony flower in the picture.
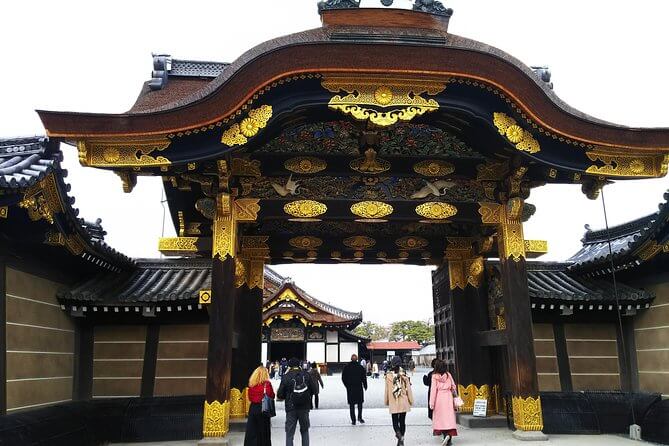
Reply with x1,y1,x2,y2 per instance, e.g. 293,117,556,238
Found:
240,118,259,137
505,125,525,143
374,86,394,106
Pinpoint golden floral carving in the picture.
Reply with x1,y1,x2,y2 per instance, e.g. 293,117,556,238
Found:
213,194,236,260
283,200,327,218
413,160,455,177
234,198,261,222
512,395,544,431
493,112,540,154
395,236,428,250
158,237,199,255
585,151,669,178
467,257,484,288
498,199,526,262
231,158,262,177
350,201,393,220
343,235,376,250
230,388,249,418
235,258,247,288
18,175,63,224
350,148,390,174
203,400,230,437
457,384,491,414
476,160,509,181
221,105,273,147
0,206,7,218
322,75,446,126
415,202,457,220
478,202,502,225
284,157,327,174
289,236,323,250
449,260,466,291
524,240,548,255
78,138,171,167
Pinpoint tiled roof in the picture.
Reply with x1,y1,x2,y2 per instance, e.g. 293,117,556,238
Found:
367,341,421,350
0,136,56,188
525,262,652,303
568,191,669,272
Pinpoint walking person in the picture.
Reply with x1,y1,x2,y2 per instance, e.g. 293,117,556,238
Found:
308,362,324,409
384,356,413,446
372,362,379,379
341,354,367,425
429,360,458,445
244,366,275,446
423,358,438,419
277,357,317,446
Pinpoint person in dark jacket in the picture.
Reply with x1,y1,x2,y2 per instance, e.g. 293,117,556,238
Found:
308,362,324,409
277,357,317,446
423,358,439,419
341,354,367,425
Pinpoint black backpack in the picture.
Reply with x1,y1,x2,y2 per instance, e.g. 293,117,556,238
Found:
291,372,311,407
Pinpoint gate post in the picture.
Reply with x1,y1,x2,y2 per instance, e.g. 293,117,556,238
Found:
496,198,543,432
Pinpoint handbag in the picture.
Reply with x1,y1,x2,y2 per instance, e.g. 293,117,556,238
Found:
449,373,464,410
261,382,276,417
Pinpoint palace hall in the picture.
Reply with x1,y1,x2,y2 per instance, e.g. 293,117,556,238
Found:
1,1,669,444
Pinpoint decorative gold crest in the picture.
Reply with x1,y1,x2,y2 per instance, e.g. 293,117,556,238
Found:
283,200,327,218
350,201,394,220
413,160,455,177
322,75,446,126
221,105,273,147
199,289,212,305
289,236,323,250
395,236,428,250
343,235,376,250
478,202,503,224
77,138,171,167
493,112,540,154
284,157,327,174
415,202,457,220
585,151,669,178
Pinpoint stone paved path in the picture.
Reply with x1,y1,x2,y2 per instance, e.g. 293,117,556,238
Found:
114,408,645,446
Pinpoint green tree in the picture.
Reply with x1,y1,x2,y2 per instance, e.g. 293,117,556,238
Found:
353,321,389,341
388,320,434,344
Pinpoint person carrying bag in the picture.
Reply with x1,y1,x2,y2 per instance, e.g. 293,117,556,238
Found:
245,366,275,446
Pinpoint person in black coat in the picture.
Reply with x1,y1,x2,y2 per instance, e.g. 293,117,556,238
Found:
277,358,318,446
341,354,368,425
423,358,439,419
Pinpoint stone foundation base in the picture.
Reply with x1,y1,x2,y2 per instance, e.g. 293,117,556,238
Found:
512,430,549,441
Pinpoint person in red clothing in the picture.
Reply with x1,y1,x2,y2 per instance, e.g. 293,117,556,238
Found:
245,366,275,446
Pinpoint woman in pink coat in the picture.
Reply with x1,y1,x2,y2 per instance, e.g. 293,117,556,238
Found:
429,360,458,445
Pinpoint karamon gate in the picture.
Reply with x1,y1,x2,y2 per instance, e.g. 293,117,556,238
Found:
36,1,669,440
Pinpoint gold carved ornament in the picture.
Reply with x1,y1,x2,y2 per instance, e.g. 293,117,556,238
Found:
350,201,393,221
512,395,544,432
229,388,250,418
448,260,466,291
448,257,483,290
321,75,446,127
350,148,390,175
221,105,273,147
199,289,212,305
19,175,63,224
493,113,541,154
45,231,85,256
395,236,428,250
283,200,327,218
343,235,376,250
284,157,327,174
203,400,230,437
0,206,7,218
585,151,669,178
239,236,270,290
77,138,171,167
524,240,548,255
415,202,457,220
478,202,502,224
158,237,199,255
234,258,247,288
413,160,455,177
457,384,490,414
635,239,669,261
231,158,262,177
289,236,323,250
212,195,260,261
498,198,526,262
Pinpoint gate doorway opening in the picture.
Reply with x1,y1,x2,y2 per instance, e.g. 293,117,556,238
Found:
270,342,305,362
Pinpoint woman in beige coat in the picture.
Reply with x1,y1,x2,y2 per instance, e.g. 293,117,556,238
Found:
384,356,414,446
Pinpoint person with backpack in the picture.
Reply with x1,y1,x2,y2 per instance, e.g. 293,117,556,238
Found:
341,354,368,425
277,357,317,446
384,356,413,446
244,366,275,446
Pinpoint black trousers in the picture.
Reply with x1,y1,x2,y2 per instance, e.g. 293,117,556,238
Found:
313,393,319,409
244,403,271,446
349,403,363,421
391,412,406,436
285,409,310,446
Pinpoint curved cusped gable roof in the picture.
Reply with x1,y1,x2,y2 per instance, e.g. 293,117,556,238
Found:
37,7,669,157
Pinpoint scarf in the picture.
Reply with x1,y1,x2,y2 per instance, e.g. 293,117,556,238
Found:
392,368,406,400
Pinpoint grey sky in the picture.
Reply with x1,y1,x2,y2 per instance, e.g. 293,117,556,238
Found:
2,1,668,325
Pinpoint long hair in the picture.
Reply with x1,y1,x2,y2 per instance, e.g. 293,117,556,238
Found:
248,366,270,388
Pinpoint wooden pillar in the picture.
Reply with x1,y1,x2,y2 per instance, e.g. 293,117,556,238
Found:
141,324,160,398
553,323,573,392
202,193,260,439
447,247,492,414
496,198,543,432
73,321,94,400
616,317,639,392
0,256,6,415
